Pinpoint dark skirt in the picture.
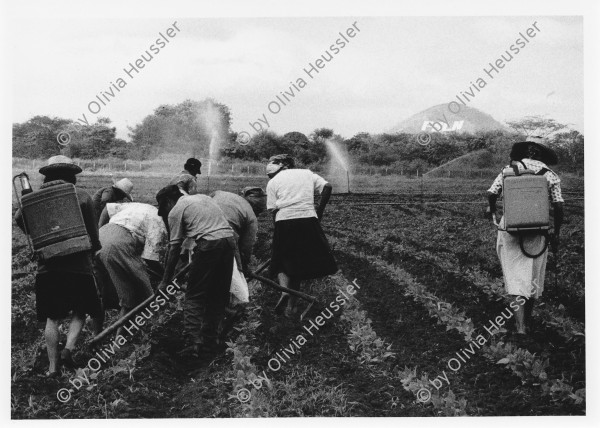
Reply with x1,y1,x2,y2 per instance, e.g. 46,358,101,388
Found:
270,217,338,280
35,271,102,322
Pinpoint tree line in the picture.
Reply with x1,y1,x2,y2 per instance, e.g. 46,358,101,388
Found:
12,98,584,173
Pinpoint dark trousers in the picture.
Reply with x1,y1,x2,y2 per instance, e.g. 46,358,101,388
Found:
184,237,234,344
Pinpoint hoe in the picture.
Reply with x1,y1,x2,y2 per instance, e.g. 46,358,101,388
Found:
89,259,318,348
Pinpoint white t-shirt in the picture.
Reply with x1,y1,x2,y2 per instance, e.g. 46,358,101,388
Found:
106,202,167,261
266,169,328,222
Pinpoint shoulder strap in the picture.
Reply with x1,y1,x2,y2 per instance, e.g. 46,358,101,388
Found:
509,160,524,176
536,167,550,176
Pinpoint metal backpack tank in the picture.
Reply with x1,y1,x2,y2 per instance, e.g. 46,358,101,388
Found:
17,182,92,260
500,161,550,258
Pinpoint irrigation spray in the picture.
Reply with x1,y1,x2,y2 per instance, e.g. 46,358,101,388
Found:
324,138,351,193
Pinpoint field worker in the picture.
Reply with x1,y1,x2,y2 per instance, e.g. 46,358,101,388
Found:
156,185,236,357
14,156,103,376
210,187,266,272
169,157,202,196
266,154,338,318
168,158,202,260
95,202,168,337
92,178,133,222
486,136,564,337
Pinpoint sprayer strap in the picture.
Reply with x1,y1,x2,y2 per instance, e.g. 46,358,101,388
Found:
518,232,549,259
509,160,527,176
536,167,550,176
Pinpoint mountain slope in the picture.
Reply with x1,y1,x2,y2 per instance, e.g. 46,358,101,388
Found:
389,104,507,134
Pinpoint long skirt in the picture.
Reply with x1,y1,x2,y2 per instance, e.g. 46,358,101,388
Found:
270,217,338,280
496,217,548,299
96,223,154,310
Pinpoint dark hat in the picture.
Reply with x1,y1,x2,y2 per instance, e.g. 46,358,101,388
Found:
242,187,267,215
241,186,267,198
184,158,202,173
39,155,82,176
510,136,558,165
268,154,295,168
156,185,182,218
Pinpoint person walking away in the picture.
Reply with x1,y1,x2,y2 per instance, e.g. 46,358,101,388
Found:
265,154,338,318
486,136,564,337
156,185,235,358
14,156,103,376
95,202,168,338
169,158,202,196
92,178,133,222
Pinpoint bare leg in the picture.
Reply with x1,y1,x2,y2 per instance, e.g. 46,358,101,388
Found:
274,272,291,314
286,276,302,315
65,314,85,351
512,295,527,334
524,298,535,327
44,319,60,373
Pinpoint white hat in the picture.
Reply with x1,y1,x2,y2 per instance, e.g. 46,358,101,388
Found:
113,178,133,199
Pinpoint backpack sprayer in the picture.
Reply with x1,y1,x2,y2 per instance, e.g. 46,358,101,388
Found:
496,161,551,258
13,172,93,261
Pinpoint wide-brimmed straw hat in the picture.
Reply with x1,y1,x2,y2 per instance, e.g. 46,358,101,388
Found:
113,178,133,200
510,136,558,165
39,155,82,176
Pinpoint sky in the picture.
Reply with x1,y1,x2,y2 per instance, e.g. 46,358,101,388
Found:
11,16,583,140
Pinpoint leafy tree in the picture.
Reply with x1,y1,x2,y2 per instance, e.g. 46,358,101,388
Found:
128,98,232,159
551,130,584,171
13,116,71,158
66,117,126,159
506,116,568,138
345,132,373,155
310,128,335,141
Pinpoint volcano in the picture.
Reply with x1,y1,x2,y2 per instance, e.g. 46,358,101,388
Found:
389,104,507,134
